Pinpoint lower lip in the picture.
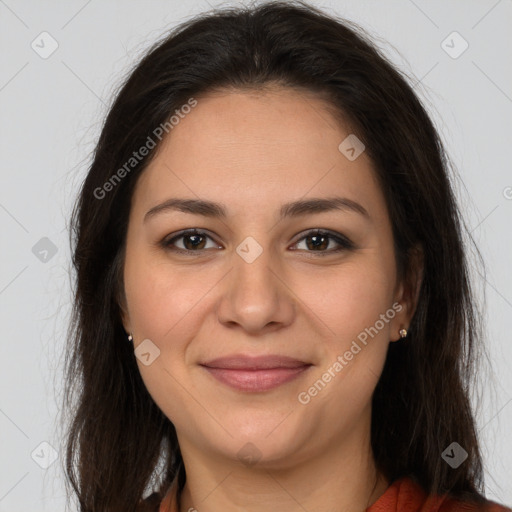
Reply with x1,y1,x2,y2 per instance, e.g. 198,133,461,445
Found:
201,365,311,392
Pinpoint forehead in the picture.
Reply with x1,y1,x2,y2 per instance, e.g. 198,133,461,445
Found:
162,87,353,160
132,87,385,222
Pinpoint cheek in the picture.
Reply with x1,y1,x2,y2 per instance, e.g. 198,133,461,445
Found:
123,257,207,424
295,260,394,428
124,252,208,344
297,256,395,346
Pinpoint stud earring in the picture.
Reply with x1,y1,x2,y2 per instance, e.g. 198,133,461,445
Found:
399,328,408,339
127,333,133,342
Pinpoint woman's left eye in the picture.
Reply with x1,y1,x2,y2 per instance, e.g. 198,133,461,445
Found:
292,229,355,254
161,228,354,255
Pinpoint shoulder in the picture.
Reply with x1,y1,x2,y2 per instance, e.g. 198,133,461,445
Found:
437,496,511,512
381,476,511,512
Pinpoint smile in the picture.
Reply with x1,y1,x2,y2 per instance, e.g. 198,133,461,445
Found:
200,365,312,392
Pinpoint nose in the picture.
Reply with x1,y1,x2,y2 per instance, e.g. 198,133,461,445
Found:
215,238,295,335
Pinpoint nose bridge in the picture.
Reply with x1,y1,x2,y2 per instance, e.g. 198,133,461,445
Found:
216,232,294,332
236,234,276,286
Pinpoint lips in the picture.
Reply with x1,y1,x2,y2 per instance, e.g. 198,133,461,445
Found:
199,354,312,392
200,354,310,370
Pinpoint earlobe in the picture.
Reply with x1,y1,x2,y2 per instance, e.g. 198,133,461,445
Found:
390,324,408,343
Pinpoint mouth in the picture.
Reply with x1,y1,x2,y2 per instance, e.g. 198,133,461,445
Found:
199,354,312,392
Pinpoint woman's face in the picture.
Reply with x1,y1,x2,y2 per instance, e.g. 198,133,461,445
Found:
121,87,416,470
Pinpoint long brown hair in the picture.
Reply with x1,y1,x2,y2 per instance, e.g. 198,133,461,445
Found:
62,1,494,510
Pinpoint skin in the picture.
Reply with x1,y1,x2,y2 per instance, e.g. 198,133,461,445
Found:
121,86,423,512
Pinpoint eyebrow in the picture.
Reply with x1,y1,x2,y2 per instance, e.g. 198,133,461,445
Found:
144,196,370,223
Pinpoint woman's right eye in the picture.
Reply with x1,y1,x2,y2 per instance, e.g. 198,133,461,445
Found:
161,229,221,253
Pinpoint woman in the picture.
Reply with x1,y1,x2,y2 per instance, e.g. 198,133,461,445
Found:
62,1,511,511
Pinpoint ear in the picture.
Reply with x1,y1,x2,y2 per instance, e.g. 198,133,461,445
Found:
389,243,424,342
120,305,131,335
116,282,131,335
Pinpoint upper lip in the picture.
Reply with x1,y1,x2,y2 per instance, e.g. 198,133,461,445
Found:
200,354,311,370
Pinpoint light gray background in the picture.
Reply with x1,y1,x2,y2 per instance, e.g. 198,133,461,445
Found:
0,1,511,511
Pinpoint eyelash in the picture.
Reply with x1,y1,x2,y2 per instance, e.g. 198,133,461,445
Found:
161,228,355,256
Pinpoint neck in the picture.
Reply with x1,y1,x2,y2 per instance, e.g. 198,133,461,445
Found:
176,422,389,512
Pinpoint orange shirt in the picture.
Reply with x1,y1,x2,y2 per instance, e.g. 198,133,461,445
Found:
157,476,511,512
